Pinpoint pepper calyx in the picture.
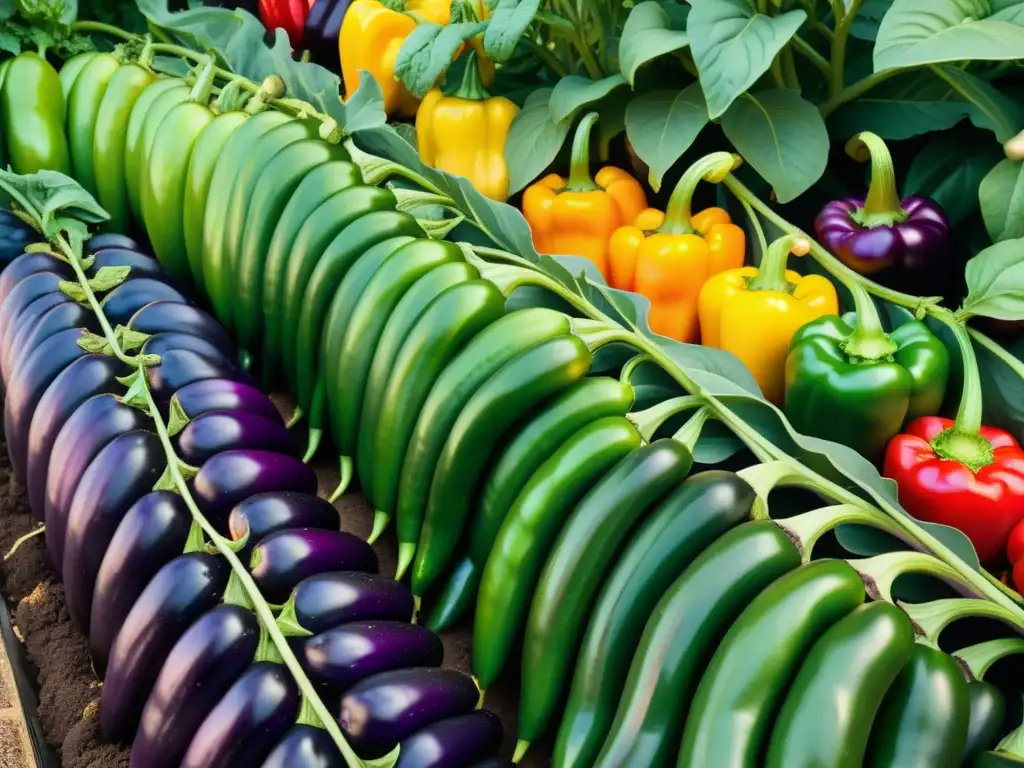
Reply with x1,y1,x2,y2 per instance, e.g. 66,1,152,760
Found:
746,234,809,293
930,427,995,474
846,131,909,229
657,151,740,236
451,50,489,101
840,278,900,361
561,112,600,193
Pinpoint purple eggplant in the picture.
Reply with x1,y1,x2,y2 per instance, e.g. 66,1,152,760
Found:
177,410,301,465
146,347,246,405
286,572,415,634
302,621,443,691
0,270,67,353
87,248,166,281
100,553,230,740
62,430,164,632
0,252,71,306
129,300,233,356
339,667,481,758
141,331,233,365
191,449,318,531
90,491,191,673
5,300,95,385
251,528,379,603
130,604,260,768
0,210,36,269
181,662,300,768
99,277,188,324
262,724,346,768
303,0,351,71
87,232,142,253
25,353,128,515
395,711,504,768
172,378,282,426
228,492,339,561
4,327,88,482
0,290,67,378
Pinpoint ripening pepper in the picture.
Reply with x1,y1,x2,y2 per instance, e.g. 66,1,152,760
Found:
608,152,746,343
699,234,838,404
416,53,518,202
259,0,315,48
340,0,421,117
523,112,647,279
785,279,949,462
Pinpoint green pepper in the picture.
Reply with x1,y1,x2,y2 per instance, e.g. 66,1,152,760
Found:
964,681,1008,764
2,52,71,175
784,279,948,461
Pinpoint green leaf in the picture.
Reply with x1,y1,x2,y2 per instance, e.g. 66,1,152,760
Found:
619,0,690,86
88,264,131,292
975,332,1024,447
930,65,1024,143
828,98,972,141
0,0,16,20
689,0,806,119
332,73,387,134
483,0,541,63
962,238,1024,320
720,89,829,203
548,74,628,124
624,84,709,192
503,87,572,195
980,158,1024,243
0,26,20,55
874,0,1024,73
395,21,487,98
850,0,895,41
0,168,108,237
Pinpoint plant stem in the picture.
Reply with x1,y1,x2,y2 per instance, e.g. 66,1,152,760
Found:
841,279,899,360
791,35,832,79
628,395,704,443
819,69,901,117
746,233,808,292
770,56,786,89
851,550,978,603
71,20,137,40
955,637,1024,681
902,598,1020,648
782,45,801,91
673,406,710,452
565,113,600,191
659,152,738,235
828,0,861,99
527,38,568,78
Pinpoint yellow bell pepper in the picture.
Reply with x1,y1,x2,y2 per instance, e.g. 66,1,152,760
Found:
698,233,839,404
340,0,420,118
416,53,519,201
522,112,647,279
607,152,747,343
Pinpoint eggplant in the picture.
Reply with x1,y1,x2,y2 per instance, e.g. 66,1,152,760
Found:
0,210,36,269
191,449,318,531
228,492,339,561
177,410,302,465
303,0,351,71
90,491,191,673
130,604,260,768
45,394,149,538
0,271,67,353
141,331,234,364
302,621,443,691
87,248,166,281
62,430,164,632
128,301,233,356
173,378,282,426
261,724,346,768
5,300,95,383
100,553,230,740
181,662,300,768
25,353,128,515
395,711,504,768
4,327,88,482
251,528,379,603
339,667,481,758
287,572,415,634
146,348,246,405
87,232,142,253
1,290,67,377
99,277,188,324
0,252,71,306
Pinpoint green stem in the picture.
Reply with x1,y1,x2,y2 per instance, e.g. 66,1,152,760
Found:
777,504,904,561
736,460,824,520
819,69,900,118
658,152,739,235
189,56,217,104
739,198,769,257
453,51,488,100
847,131,908,227
71,20,137,40
782,45,801,91
841,278,899,360
345,138,447,197
565,113,600,191
627,395,704,443
902,598,1021,649
526,39,568,78
955,637,1024,681
829,0,861,99
746,233,808,293
851,550,979,604
769,56,786,89
619,353,653,386
672,406,710,452
791,35,832,79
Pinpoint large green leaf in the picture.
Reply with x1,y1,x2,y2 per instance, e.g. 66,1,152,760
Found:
624,84,708,192
962,238,1024,321
850,0,895,41
503,88,572,195
980,159,1024,243
976,333,1024,445
618,0,690,85
688,0,806,119
720,89,829,203
483,0,541,63
931,65,1024,143
395,21,487,98
828,98,972,141
548,74,628,124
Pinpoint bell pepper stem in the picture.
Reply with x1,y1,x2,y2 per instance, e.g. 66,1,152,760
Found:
658,152,740,235
850,550,978,604
453,51,489,101
847,131,909,228
746,234,810,293
840,278,899,360
564,112,600,192
901,598,1020,649
955,637,1024,681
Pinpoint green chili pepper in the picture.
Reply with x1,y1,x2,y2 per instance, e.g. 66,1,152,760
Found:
66,52,121,197
2,52,71,175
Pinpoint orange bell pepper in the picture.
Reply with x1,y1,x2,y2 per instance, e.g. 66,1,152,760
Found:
607,152,747,343
522,112,647,279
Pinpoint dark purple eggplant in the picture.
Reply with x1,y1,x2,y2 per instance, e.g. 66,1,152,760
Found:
4,327,88,482
339,667,481,758
25,353,128,515
303,0,351,71
45,394,148,537
146,347,246,405
0,252,71,306
191,449,318,531
87,232,142,253
5,300,95,384
100,552,230,740
90,491,191,672
0,210,36,270
141,331,233,365
62,430,164,632
395,711,504,768
0,290,67,377
261,724,346,768
286,572,415,634
99,277,188,324
87,248,165,281
0,271,67,354
130,604,260,768
181,662,300,768
470,759,514,768
129,301,233,356
177,410,301,465
228,492,339,561
172,378,282,426
251,528,379,603
302,621,443,691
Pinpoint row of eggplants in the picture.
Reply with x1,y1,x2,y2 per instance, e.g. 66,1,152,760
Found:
0,210,512,768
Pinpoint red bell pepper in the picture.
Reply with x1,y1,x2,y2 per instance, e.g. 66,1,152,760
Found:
1009,518,1024,566
259,0,315,48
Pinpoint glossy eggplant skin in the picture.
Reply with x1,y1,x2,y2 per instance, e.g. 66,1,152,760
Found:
0,256,70,307
90,491,191,673
87,232,141,253
45,394,149,547
146,348,245,405
63,430,164,633
100,553,230,741
1,291,67,378
130,604,260,768
89,248,165,280
141,331,233,365
228,491,339,561
5,300,94,385
395,711,504,768
291,572,415,633
181,662,300,768
261,724,347,768
0,271,67,354
173,378,282,425
177,410,301,465
0,210,35,269
339,667,481,758
128,300,233,356
303,621,443,691
99,277,188,324
251,528,379,603
25,353,128,515
191,449,319,531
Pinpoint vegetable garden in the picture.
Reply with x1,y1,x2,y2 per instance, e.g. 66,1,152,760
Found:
0,0,1023,766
